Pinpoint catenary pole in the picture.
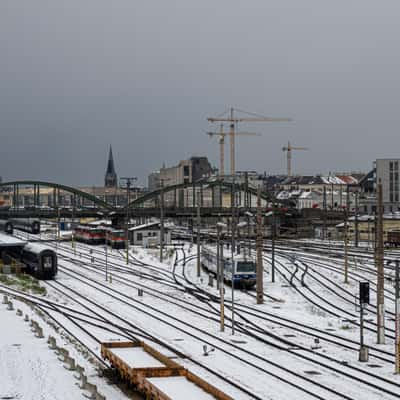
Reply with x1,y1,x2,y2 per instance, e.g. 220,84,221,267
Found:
376,181,385,344
394,261,400,373
344,185,349,284
197,196,201,277
256,186,264,304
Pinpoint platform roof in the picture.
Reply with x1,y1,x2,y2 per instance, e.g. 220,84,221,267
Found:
0,233,26,248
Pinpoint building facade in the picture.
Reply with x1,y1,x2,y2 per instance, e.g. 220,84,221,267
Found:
148,171,160,191
359,159,400,214
159,156,212,186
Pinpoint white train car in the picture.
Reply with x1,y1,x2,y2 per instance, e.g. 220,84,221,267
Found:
201,245,256,289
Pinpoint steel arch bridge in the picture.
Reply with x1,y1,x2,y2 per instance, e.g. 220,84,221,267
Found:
125,179,276,210
0,180,114,210
0,179,286,219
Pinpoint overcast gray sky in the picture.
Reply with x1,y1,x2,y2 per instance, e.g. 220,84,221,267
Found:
1,1,400,186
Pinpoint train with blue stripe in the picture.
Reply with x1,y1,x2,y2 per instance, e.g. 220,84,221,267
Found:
201,245,256,289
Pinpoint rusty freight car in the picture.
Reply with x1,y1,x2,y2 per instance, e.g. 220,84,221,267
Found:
101,341,232,400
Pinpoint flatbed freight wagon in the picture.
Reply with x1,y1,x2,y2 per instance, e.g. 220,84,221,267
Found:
101,341,233,400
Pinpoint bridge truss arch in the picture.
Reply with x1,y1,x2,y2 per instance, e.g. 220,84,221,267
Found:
0,180,116,211
125,179,277,211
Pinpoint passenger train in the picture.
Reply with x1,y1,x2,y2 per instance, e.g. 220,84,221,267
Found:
9,218,40,234
201,245,256,289
0,219,13,235
104,228,126,249
7,242,58,280
73,225,126,249
74,225,105,245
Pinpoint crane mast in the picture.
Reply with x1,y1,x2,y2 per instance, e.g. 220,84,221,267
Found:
207,124,260,178
208,108,291,176
282,141,308,177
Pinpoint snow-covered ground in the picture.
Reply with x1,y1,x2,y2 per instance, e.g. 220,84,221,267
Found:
0,302,84,400
2,232,400,400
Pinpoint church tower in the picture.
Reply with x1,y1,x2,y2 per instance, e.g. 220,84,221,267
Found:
104,146,117,187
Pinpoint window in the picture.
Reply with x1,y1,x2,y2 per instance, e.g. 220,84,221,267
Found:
137,232,143,241
237,262,256,273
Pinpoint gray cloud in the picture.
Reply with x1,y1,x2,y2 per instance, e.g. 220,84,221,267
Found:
1,0,400,186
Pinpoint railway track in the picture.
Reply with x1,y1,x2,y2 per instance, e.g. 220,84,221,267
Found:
11,232,400,399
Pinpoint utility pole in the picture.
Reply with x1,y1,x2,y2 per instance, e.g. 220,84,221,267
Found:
354,191,359,247
196,196,201,277
56,203,60,250
323,186,327,240
231,178,236,335
256,186,264,304
395,260,400,373
376,181,385,344
217,223,225,332
271,203,276,283
344,185,349,284
120,177,137,265
105,228,108,281
159,179,165,263
71,195,76,255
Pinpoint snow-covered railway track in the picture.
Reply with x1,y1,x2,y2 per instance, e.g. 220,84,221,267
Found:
54,261,370,400
164,251,400,399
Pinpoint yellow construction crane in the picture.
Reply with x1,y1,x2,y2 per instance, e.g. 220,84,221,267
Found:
207,124,260,177
207,108,292,175
282,141,308,177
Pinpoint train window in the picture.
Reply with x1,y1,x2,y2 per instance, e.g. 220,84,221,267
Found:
237,262,256,273
43,256,52,269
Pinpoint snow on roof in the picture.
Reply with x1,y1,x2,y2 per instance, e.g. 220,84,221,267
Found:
276,191,290,200
87,219,111,226
336,175,359,184
298,191,318,199
0,233,26,247
321,175,359,185
128,220,171,231
147,376,216,400
23,242,54,254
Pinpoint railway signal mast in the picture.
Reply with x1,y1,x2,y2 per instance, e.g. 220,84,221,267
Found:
207,108,292,175
282,141,308,177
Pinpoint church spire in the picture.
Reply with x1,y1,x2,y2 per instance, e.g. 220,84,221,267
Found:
105,145,117,187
